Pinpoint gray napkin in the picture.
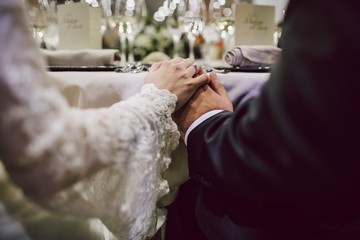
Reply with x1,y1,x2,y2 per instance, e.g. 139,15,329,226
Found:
224,45,281,67
41,49,121,66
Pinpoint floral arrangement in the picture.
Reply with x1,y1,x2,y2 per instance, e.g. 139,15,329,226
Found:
133,16,175,61
102,15,212,62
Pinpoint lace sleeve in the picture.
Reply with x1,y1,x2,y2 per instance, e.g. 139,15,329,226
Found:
38,85,179,240
0,1,179,239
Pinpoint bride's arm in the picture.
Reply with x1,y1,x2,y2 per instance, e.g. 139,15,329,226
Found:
0,2,182,238
0,1,174,200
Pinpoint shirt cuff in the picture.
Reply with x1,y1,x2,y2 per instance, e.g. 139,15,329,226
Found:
184,110,224,145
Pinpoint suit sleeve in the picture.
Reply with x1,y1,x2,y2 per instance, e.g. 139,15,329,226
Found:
187,0,360,203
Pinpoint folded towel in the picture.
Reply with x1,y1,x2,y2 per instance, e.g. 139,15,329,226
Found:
41,49,121,66
224,45,281,67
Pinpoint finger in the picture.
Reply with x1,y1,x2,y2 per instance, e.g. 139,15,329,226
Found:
194,63,203,75
192,72,211,89
149,61,164,72
186,63,202,77
169,57,184,64
197,65,207,75
186,84,213,111
192,84,207,100
209,72,230,99
178,58,195,69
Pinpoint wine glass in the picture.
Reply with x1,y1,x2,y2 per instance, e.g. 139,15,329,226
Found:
208,0,237,53
177,0,206,59
101,0,147,65
164,2,182,58
26,0,57,48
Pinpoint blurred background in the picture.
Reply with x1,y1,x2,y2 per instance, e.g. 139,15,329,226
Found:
26,0,288,63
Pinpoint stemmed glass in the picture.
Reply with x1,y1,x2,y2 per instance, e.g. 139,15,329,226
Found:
177,0,206,59
208,0,237,53
27,0,57,48
101,0,147,65
165,3,182,58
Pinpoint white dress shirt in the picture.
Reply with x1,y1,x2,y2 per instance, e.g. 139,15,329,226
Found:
184,110,224,145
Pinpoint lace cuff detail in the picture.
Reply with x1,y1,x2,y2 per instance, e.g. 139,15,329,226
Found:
117,82,180,191
140,83,177,115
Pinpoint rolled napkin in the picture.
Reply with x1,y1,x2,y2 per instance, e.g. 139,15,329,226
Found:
41,49,121,66
224,45,281,67
142,51,171,64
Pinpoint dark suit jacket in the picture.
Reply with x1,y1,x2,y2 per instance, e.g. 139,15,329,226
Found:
187,0,360,239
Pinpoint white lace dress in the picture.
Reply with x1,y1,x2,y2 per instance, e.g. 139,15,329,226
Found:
0,1,179,239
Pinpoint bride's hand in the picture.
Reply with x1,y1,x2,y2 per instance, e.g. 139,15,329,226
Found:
144,57,209,110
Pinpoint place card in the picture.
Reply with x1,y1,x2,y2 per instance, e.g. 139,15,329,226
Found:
57,2,102,50
234,3,275,46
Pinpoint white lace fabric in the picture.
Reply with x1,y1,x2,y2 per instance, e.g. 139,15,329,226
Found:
0,1,179,239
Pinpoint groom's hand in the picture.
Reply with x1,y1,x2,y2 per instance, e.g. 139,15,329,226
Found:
173,72,233,139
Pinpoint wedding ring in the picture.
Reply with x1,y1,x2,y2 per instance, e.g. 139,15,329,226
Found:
192,64,198,75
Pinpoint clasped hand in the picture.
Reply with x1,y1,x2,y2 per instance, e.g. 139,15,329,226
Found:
144,57,233,138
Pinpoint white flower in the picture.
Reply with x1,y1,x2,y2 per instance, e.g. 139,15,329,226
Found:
143,25,157,37
156,28,173,51
134,34,153,49
158,28,172,40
